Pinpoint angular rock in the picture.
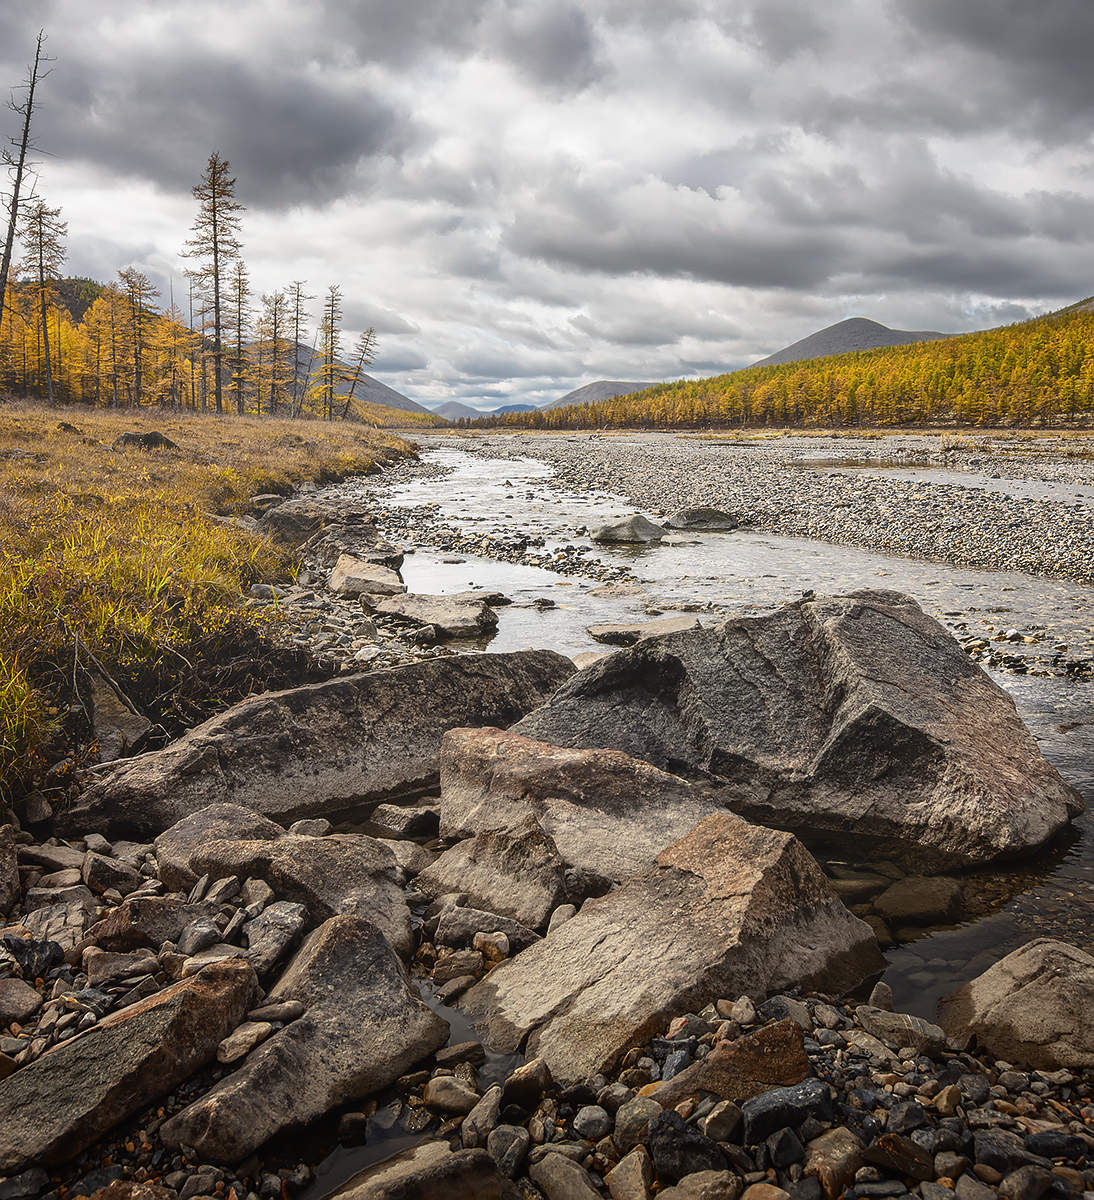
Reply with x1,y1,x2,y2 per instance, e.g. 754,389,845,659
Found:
372,592,499,639
434,905,541,954
653,1020,809,1109
154,804,285,892
488,1124,531,1178
21,895,99,952
665,508,740,532
88,673,152,762
938,938,1094,1069
160,916,449,1163
82,852,144,897
660,1171,742,1200
328,1141,505,1200
243,901,308,977
0,978,41,1025
80,896,215,953
855,1006,946,1057
591,514,666,543
17,842,85,872
417,817,569,930
462,813,881,1085
588,615,701,646
514,590,1083,870
529,1153,602,1200
259,496,340,543
650,1111,728,1184
299,513,405,572
83,947,159,987
190,834,413,957
462,1085,503,1149
328,555,405,598
0,825,18,916
605,1147,655,1200
423,1075,480,1114
369,802,438,839
65,651,574,838
803,1127,865,1200
741,1078,834,1144
217,1020,273,1063
436,726,721,891
0,959,257,1172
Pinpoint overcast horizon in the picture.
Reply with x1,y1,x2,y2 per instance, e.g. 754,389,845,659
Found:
3,1,1094,411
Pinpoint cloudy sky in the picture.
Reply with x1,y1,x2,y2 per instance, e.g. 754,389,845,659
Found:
4,1,1094,410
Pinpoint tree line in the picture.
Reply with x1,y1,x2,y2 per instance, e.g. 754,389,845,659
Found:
1,33,379,419
467,304,1094,431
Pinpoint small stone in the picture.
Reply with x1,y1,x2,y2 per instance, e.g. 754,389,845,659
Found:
462,1085,502,1149
660,1172,743,1200
472,930,510,959
0,979,42,1026
436,1041,486,1068
204,875,241,905
605,1146,654,1200
731,996,758,1025
288,819,330,837
934,1084,961,1115
701,1100,743,1143
548,903,577,932
422,1075,480,1114
573,1104,612,1141
177,916,221,957
649,1111,728,1185
868,981,894,1011
740,1186,790,1200
487,1124,531,1177
500,1057,553,1113
741,1078,833,1144
615,1096,663,1153
82,852,143,897
530,1152,602,1200
803,1127,865,1200
998,1166,1053,1200
955,1176,996,1200
217,1021,273,1063
433,949,483,985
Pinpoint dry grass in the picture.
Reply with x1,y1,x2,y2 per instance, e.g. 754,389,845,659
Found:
0,403,410,801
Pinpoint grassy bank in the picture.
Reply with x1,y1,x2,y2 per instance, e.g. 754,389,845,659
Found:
0,403,410,803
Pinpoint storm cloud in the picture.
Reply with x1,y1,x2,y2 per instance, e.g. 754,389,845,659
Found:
3,0,1093,409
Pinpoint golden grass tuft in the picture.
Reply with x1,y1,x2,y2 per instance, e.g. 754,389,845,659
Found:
0,403,411,801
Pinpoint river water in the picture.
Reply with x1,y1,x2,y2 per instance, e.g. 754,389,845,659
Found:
377,447,1094,1016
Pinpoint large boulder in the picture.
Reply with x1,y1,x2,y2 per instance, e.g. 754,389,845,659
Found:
591,514,667,543
190,832,414,957
434,728,720,888
0,959,257,1173
301,517,405,572
328,1141,506,1200
938,938,1094,1070
160,916,449,1164
514,590,1083,870
372,592,500,639
328,555,406,598
461,813,882,1085
62,651,574,839
665,507,740,531
154,803,285,891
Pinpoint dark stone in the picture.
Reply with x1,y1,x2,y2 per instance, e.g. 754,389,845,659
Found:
854,1183,907,1198
0,935,63,980
766,1127,806,1168
998,1166,1055,1200
648,1111,728,1185
1024,1131,1086,1162
112,432,178,452
0,1168,50,1200
974,1129,1045,1175
742,1079,834,1145
886,1101,927,1136
863,1134,934,1181
786,1178,824,1200
958,1074,991,1106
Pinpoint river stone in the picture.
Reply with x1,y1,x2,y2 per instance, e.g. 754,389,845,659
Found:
665,508,740,532
154,804,286,892
803,1127,866,1200
873,876,962,924
0,959,257,1173
327,1140,506,1200
189,833,414,957
300,516,405,573
416,816,569,930
462,813,881,1085
242,901,309,977
0,826,17,916
938,938,1094,1070
161,916,449,1164
591,514,667,543
0,978,41,1025
652,1019,809,1109
328,555,406,599
855,1006,947,1056
587,615,702,646
79,896,217,953
434,905,541,954
436,726,721,889
513,590,1083,870
372,592,500,638
62,651,574,839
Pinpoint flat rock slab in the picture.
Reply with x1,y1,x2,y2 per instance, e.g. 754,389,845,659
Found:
328,555,406,598
329,1140,506,1200
514,590,1083,870
161,916,449,1164
587,615,701,646
0,959,257,1173
665,508,740,531
938,938,1094,1070
62,651,574,839
462,813,881,1085
372,592,500,638
436,727,721,887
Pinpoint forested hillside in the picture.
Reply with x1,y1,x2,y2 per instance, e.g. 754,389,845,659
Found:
472,304,1094,430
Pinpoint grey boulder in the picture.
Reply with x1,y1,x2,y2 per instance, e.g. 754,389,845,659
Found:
938,938,1094,1070
0,959,257,1173
63,651,574,839
328,555,405,599
462,812,881,1085
591,514,666,543
327,1140,506,1200
160,916,449,1163
514,590,1083,870
665,507,740,531
154,803,286,892
372,592,499,639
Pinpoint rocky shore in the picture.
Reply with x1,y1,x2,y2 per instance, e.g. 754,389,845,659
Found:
2,483,1092,1200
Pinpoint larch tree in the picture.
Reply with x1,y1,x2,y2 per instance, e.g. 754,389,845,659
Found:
313,283,344,421
1,31,49,335
182,152,243,414
340,325,378,418
287,279,314,416
18,197,65,404
256,289,292,415
117,267,157,407
226,258,251,414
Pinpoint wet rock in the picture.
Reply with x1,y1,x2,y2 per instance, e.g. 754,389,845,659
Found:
423,1075,480,1114
416,816,570,930
190,834,413,957
938,938,1094,1070
0,825,18,915
487,1123,530,1177
326,1140,505,1200
803,1127,865,1199
372,591,500,638
650,1111,729,1184
436,727,721,891
0,959,257,1172
65,651,574,838
500,1057,553,1113
873,877,962,924
862,1133,934,1181
328,555,405,598
463,814,880,1085
653,1020,809,1108
0,978,41,1025
161,916,449,1164
665,507,740,531
462,1085,503,1149
741,1078,834,1144
154,804,285,892
854,1006,946,1056
588,615,702,646
591,514,667,543
513,591,1083,870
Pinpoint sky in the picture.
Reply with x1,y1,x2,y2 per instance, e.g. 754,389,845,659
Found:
3,1,1094,411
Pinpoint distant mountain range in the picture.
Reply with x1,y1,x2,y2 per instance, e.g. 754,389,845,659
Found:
428,400,539,420
751,317,949,368
543,381,658,411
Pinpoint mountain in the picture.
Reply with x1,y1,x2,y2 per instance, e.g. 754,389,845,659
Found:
544,380,659,410
288,342,431,415
493,403,536,414
752,317,949,368
432,400,481,420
